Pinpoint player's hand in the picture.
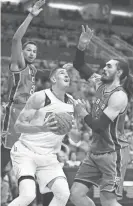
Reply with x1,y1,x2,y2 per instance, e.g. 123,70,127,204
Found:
78,25,94,50
42,114,59,132
89,73,101,83
81,99,91,113
30,0,45,17
73,99,89,119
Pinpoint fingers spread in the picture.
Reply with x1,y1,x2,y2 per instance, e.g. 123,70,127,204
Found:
35,0,45,8
86,25,91,33
47,121,57,127
39,8,43,12
47,114,55,121
81,25,85,33
91,30,94,38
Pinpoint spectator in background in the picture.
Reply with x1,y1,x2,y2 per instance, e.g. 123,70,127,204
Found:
57,150,69,168
1,73,9,102
67,152,80,167
35,70,51,91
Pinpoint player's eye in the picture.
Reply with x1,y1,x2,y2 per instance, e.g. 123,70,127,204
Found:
107,64,111,68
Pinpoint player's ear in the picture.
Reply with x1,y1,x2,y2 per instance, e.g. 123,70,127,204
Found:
50,76,56,83
118,69,123,77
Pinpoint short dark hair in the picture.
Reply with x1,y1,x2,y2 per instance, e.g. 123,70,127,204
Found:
49,67,65,80
22,40,37,50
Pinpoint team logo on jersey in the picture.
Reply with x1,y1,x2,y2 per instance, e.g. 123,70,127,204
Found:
30,85,36,95
96,98,100,104
115,176,121,186
101,104,105,110
31,77,35,83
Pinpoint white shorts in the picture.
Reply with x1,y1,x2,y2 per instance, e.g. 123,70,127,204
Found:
10,141,66,193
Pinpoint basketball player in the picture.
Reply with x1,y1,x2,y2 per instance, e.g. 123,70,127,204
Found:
1,0,45,174
9,67,74,206
70,25,133,206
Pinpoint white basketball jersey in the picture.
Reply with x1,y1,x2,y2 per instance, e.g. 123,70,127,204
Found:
19,89,74,155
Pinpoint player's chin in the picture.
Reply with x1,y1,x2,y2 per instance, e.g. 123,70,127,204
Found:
27,58,35,64
64,82,70,87
101,76,108,82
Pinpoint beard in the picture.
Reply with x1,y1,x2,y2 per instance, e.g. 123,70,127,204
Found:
101,75,115,84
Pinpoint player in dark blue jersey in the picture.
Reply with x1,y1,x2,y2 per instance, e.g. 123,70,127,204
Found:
1,0,46,176
70,25,133,206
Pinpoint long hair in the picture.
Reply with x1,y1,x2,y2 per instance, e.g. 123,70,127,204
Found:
115,58,133,100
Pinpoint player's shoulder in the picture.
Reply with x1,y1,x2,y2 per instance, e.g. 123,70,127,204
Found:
112,90,128,101
109,90,128,108
33,90,46,100
28,90,46,109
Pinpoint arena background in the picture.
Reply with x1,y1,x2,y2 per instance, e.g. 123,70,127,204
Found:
1,0,133,206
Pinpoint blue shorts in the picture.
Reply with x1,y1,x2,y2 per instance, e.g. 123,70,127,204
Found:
74,147,129,197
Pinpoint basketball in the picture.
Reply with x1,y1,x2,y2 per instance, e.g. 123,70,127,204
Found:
50,112,73,135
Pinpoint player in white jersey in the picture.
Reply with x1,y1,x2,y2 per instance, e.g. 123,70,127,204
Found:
9,67,74,206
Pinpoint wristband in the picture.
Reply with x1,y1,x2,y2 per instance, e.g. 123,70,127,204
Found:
29,11,35,17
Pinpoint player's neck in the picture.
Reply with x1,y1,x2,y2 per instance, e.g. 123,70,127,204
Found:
105,79,120,92
51,86,66,102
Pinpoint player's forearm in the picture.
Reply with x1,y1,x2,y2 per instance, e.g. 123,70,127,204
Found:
73,48,85,71
73,47,93,80
13,13,34,40
15,122,47,134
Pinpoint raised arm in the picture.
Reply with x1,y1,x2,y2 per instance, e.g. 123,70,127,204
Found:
73,25,94,80
10,0,45,72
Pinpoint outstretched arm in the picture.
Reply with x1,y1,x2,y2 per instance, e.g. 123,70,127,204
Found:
73,25,94,80
10,0,45,72
73,25,102,90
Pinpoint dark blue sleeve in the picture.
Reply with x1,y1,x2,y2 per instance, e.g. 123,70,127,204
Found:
73,48,93,80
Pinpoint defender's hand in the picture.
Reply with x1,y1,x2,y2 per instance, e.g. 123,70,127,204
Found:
81,99,91,113
78,25,94,50
74,99,88,119
30,0,45,16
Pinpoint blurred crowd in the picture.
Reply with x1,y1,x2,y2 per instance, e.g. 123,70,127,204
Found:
1,2,133,206
1,2,133,49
